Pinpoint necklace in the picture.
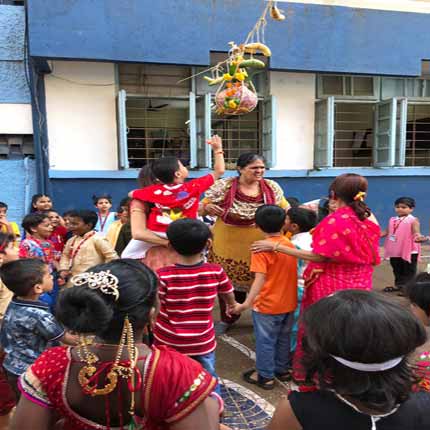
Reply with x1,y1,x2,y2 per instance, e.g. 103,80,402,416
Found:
69,231,95,269
98,211,110,232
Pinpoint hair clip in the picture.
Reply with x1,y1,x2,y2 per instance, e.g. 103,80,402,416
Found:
71,270,120,301
353,191,366,202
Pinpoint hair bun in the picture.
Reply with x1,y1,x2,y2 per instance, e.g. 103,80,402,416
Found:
56,286,114,335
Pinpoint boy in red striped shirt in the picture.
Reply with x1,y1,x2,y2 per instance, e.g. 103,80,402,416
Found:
154,219,236,393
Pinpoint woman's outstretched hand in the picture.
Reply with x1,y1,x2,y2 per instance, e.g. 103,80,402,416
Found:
251,240,275,253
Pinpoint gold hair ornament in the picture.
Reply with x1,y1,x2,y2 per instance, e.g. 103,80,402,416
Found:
71,270,120,301
353,191,366,202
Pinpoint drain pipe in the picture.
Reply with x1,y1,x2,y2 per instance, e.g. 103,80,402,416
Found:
24,156,31,214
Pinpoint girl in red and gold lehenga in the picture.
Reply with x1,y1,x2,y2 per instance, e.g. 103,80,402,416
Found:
12,259,223,430
252,174,381,380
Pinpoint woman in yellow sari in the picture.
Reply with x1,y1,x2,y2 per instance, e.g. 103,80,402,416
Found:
201,153,289,333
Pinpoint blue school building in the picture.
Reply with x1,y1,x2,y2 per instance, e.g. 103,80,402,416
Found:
1,1,430,230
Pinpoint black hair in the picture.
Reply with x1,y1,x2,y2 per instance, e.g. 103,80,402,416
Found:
394,197,416,208
167,219,212,256
22,212,49,234
137,163,158,188
287,207,317,233
117,197,131,213
406,272,430,316
92,193,112,205
236,153,265,174
329,174,370,221
70,210,98,229
63,210,75,217
30,194,51,212
0,259,47,296
151,157,180,184
255,205,286,234
302,290,427,414
0,233,14,254
0,202,8,210
55,259,157,342
285,197,300,208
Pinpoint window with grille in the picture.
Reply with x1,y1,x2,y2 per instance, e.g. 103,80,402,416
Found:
406,104,430,166
117,62,274,170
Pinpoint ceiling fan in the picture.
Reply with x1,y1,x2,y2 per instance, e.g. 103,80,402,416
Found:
146,99,169,111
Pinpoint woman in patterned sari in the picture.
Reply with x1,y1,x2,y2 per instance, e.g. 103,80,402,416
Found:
12,260,222,430
201,153,289,333
252,174,381,380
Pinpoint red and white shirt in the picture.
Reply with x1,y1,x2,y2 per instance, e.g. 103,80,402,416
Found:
154,262,234,356
130,174,214,233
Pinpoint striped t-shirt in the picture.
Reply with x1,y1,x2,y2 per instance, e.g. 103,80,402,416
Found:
154,261,234,356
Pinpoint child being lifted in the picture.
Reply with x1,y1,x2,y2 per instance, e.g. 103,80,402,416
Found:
122,135,225,261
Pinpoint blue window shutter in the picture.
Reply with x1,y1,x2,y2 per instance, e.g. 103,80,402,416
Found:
373,98,396,167
189,92,197,168
262,95,277,168
395,98,407,166
196,93,212,168
117,89,129,169
314,97,334,168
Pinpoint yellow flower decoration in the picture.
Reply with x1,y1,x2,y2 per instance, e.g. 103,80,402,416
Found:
223,73,233,81
228,100,238,109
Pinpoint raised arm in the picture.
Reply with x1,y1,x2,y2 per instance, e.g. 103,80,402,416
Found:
206,135,225,180
130,200,169,246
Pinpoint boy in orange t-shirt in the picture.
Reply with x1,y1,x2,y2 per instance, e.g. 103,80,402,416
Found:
231,204,297,390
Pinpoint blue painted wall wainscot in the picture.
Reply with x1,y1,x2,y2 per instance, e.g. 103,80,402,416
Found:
49,169,430,235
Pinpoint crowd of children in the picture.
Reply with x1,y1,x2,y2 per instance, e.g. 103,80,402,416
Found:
0,140,430,428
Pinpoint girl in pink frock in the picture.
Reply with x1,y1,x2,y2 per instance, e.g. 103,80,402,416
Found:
382,197,423,294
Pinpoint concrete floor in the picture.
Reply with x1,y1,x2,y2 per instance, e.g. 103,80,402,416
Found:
215,248,429,408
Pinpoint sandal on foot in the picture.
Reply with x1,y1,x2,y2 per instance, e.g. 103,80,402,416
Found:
243,369,275,390
383,286,401,293
275,371,292,382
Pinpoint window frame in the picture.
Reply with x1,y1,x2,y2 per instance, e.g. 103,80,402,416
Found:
117,65,275,171
317,75,380,101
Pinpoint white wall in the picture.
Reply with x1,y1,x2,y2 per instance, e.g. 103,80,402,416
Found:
45,61,118,170
270,71,315,170
0,104,33,134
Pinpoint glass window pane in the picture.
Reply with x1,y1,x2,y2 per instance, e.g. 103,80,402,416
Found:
381,78,404,99
344,77,352,96
353,77,374,96
322,76,344,95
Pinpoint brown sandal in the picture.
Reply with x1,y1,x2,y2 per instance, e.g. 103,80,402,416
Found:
243,369,275,390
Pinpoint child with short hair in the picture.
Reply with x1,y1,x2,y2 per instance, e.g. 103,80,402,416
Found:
383,197,424,294
93,193,116,235
284,207,317,358
0,202,20,244
59,210,118,287
0,233,17,430
123,136,224,260
231,205,298,390
154,218,235,392
0,234,18,324
19,213,58,270
0,259,77,398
